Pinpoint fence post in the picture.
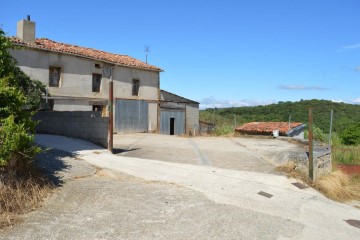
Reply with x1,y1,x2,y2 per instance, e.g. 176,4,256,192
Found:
308,108,316,181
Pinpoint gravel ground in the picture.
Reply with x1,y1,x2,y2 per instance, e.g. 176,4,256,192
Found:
0,149,302,240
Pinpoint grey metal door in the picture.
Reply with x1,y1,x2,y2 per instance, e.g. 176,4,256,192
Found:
160,111,185,135
115,99,148,133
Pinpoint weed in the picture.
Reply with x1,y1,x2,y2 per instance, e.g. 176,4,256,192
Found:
275,162,296,174
0,174,52,230
313,171,360,202
276,162,360,202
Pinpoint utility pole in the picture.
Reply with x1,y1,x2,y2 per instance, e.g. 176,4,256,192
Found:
308,108,316,181
108,67,114,153
328,110,333,151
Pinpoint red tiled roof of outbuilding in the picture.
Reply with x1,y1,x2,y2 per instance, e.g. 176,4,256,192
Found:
9,37,162,72
235,122,304,135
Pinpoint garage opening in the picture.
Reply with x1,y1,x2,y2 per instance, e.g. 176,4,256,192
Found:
170,118,175,135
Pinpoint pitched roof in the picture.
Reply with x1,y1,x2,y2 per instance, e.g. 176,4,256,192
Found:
235,122,304,135
10,37,162,72
160,90,199,104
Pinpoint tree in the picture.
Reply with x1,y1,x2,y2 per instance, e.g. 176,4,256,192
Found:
0,28,43,172
0,29,46,110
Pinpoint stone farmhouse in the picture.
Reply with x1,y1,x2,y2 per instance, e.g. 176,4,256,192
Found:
10,17,199,135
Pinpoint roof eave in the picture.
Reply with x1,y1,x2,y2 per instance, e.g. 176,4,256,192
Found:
12,41,163,73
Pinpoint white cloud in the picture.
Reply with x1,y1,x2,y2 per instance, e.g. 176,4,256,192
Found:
278,85,329,91
331,99,344,103
355,66,360,72
199,97,276,109
352,98,360,103
342,43,360,50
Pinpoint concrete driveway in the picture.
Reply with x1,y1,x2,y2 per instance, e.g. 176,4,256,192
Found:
2,134,360,240
113,133,306,173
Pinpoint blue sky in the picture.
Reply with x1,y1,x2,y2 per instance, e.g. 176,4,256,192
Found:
2,0,360,109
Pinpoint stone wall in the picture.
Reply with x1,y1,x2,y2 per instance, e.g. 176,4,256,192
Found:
292,145,332,179
33,111,108,148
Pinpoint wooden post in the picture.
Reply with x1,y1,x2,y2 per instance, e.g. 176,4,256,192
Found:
308,108,315,181
108,67,113,153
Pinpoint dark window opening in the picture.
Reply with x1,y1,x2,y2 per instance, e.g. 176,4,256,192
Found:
170,118,175,135
92,74,102,92
92,105,103,112
95,63,101,68
132,79,140,96
49,67,61,87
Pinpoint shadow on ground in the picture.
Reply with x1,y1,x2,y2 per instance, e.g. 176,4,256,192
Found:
35,148,74,187
113,148,140,154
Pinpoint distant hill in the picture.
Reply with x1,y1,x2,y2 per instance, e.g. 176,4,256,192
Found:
200,99,360,134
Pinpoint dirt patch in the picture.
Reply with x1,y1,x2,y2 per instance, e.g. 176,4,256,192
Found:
337,164,360,175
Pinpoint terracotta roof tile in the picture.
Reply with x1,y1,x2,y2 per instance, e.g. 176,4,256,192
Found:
10,37,162,72
235,122,304,135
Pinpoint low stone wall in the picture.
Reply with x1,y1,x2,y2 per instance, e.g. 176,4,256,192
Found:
291,144,332,179
33,111,109,148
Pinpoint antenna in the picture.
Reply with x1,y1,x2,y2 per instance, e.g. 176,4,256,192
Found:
145,45,150,63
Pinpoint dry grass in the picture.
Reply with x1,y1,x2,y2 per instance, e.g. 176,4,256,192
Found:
0,175,52,230
275,162,296,174
313,171,360,202
276,162,360,202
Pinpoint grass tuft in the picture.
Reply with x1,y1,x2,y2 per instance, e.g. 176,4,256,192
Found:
275,162,296,174
0,174,52,230
276,162,360,202
313,171,360,202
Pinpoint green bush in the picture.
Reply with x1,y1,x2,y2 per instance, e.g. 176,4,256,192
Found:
0,28,43,173
212,125,234,136
340,123,360,145
304,126,327,143
0,115,41,167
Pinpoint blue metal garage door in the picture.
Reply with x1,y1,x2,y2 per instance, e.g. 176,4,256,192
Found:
115,99,148,133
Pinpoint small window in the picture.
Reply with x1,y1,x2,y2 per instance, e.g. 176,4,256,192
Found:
49,67,61,87
132,79,140,96
92,105,103,111
92,74,102,92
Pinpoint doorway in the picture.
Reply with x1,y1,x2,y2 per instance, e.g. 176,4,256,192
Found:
170,118,175,135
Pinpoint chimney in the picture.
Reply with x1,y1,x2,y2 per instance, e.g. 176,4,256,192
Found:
17,15,35,43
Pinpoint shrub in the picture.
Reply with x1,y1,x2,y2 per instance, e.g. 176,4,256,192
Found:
340,123,360,145
304,126,327,143
212,125,234,136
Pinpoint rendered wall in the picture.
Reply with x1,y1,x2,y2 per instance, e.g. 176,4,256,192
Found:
10,48,160,101
185,104,200,135
33,111,109,148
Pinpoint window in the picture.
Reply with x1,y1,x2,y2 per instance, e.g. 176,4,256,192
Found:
92,74,102,92
132,79,140,96
49,67,61,87
92,105,103,111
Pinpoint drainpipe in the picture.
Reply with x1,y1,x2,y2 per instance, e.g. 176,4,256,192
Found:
108,67,114,153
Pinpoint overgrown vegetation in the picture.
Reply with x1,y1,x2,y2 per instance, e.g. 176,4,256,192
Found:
276,164,360,203
0,28,48,229
332,146,360,165
0,176,51,229
200,99,360,145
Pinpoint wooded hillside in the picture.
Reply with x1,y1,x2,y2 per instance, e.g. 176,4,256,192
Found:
200,99,360,143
